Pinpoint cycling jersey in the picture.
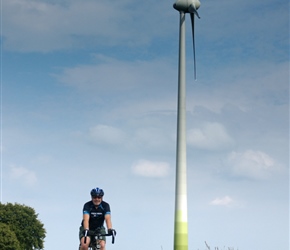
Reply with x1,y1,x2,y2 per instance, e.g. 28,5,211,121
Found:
81,200,111,230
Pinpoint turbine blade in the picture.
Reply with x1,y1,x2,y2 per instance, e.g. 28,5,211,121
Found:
190,12,197,80
188,4,200,19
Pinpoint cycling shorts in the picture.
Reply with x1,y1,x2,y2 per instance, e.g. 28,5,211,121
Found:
79,226,106,242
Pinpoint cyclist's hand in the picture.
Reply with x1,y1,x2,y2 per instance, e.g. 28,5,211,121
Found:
83,229,89,244
108,228,116,236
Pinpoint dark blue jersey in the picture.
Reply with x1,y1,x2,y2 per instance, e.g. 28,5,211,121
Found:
82,200,111,230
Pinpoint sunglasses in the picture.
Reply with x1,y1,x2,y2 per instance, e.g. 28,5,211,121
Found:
92,196,102,199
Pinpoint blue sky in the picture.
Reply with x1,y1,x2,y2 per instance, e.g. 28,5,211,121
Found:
0,0,289,249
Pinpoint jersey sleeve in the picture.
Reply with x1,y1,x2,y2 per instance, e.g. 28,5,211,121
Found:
83,202,91,215
104,202,111,215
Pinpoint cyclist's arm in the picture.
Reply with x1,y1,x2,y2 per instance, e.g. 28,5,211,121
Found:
83,213,90,230
105,213,112,229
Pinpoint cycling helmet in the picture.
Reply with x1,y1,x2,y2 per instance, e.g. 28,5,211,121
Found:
90,187,104,197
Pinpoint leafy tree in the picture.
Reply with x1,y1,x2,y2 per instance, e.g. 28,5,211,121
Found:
0,222,21,250
0,203,46,250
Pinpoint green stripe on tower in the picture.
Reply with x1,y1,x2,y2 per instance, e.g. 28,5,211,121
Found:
174,210,188,250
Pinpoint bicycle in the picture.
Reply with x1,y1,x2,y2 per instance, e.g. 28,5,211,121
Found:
80,228,116,250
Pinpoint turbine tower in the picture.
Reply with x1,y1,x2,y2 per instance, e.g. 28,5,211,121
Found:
173,1,200,250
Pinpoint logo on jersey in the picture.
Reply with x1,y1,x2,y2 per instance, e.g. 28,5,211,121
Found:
91,212,103,218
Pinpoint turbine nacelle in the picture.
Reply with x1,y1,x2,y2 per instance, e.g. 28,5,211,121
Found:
173,0,201,14
173,0,201,80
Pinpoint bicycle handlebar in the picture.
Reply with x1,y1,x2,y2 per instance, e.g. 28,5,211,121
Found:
84,229,116,244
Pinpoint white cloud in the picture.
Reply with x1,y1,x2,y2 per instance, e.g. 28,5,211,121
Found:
9,165,37,186
57,56,176,94
187,122,234,150
89,125,126,145
2,0,174,52
227,150,279,180
210,195,233,206
2,0,128,52
131,160,170,177
87,121,175,152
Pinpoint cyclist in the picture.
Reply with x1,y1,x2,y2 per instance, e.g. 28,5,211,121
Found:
79,187,116,250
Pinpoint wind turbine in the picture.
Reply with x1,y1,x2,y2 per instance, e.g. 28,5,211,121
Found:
173,1,200,250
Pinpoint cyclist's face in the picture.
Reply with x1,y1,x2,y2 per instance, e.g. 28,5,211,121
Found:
92,196,102,205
